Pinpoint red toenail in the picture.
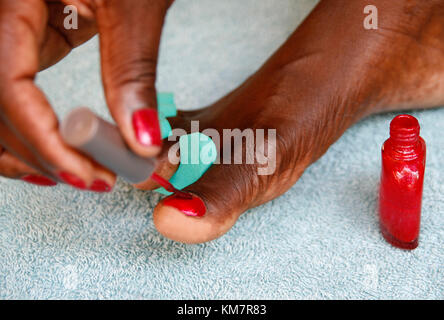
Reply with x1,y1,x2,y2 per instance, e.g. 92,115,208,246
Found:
162,194,206,217
21,175,57,187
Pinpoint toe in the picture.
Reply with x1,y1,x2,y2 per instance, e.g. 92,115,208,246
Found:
154,197,241,244
153,163,255,244
154,195,229,244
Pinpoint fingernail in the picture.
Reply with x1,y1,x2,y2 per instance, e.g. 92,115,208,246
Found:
162,193,206,217
22,175,57,187
58,171,87,190
89,179,113,193
132,109,162,147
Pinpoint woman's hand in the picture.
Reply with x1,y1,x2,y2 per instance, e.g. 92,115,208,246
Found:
0,0,173,190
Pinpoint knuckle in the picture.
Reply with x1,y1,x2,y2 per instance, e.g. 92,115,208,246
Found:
109,56,157,89
83,0,104,9
87,0,171,11
0,150,19,179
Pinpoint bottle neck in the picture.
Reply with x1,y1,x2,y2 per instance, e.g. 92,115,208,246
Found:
388,114,421,156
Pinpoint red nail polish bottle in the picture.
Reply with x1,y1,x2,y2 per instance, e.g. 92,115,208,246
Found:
379,114,426,250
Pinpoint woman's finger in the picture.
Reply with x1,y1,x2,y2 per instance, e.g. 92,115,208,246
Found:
40,1,97,70
0,118,115,191
0,114,55,177
0,0,112,190
92,0,173,158
0,148,57,186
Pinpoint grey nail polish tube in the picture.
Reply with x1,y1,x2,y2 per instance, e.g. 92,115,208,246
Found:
60,107,156,184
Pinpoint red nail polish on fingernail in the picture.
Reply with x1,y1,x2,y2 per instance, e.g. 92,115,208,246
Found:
89,179,113,193
22,175,57,187
132,109,161,147
58,171,87,190
162,194,206,217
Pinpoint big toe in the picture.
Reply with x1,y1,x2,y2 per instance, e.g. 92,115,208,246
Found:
153,165,251,243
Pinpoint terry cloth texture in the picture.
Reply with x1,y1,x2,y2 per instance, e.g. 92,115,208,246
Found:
0,0,442,299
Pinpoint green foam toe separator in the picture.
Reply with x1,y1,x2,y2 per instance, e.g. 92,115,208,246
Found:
159,115,173,139
155,132,218,195
157,92,175,106
157,92,177,139
157,93,177,117
155,93,217,195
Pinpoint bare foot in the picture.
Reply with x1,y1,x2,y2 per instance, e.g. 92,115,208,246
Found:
138,0,444,243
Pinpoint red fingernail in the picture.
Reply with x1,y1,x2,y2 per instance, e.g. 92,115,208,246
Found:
132,109,161,147
89,179,113,193
58,171,87,190
22,175,57,187
162,194,206,217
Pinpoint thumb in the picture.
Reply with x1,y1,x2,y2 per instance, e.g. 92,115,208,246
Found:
94,0,173,157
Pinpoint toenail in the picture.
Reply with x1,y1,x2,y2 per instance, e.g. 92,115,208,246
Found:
162,193,206,217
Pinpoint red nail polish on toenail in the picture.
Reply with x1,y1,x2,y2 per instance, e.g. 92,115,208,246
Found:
132,109,162,147
162,194,206,217
58,171,87,190
89,179,113,193
22,175,57,187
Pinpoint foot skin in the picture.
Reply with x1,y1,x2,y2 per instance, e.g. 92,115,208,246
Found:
138,0,444,243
